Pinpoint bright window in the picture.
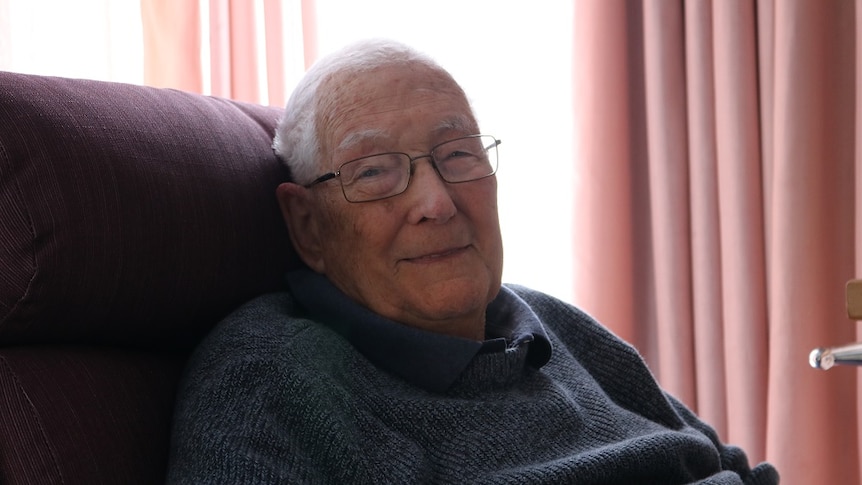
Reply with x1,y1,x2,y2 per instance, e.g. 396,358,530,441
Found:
0,0,575,302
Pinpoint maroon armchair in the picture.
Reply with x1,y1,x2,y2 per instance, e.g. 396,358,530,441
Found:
0,71,298,484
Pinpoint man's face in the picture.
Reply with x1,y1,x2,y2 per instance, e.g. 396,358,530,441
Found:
303,63,503,339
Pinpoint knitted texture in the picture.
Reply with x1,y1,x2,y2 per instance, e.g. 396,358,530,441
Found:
167,286,779,484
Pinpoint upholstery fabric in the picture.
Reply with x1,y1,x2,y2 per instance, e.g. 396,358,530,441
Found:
0,70,297,484
0,71,295,349
0,348,183,484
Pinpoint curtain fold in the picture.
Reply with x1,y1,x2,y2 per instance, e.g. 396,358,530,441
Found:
300,0,317,71
209,0,255,102
711,0,770,455
572,0,642,349
141,0,315,106
574,0,860,482
684,0,729,440
642,0,696,408
141,0,202,92
263,0,286,107
765,1,858,482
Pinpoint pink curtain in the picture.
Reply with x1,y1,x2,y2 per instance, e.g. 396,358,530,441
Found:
574,1,860,483
141,0,318,106
141,0,203,92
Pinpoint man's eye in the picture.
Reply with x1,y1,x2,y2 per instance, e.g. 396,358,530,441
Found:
439,151,476,164
357,167,383,179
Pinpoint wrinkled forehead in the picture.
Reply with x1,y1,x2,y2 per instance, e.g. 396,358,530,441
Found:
314,63,476,159
334,115,476,154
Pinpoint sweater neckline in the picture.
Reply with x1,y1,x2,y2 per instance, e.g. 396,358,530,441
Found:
285,269,552,392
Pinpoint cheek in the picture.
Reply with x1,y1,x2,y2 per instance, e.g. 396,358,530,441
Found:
319,203,400,269
462,182,501,237
474,185,504,271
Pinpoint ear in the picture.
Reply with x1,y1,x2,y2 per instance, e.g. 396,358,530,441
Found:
276,182,326,273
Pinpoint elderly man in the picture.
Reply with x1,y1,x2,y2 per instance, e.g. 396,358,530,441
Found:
167,39,779,484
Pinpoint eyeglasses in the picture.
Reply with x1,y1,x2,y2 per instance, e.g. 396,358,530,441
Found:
305,134,500,203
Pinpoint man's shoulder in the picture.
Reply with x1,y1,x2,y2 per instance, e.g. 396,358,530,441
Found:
190,291,341,366
502,284,598,327
214,291,304,338
178,291,363,398
501,283,636,356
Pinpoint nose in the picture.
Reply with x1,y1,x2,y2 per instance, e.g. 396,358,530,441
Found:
404,157,457,224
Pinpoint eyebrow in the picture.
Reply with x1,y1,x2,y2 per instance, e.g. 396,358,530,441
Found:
431,115,477,136
336,129,390,153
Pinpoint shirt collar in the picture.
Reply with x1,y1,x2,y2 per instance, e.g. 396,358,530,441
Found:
285,269,552,392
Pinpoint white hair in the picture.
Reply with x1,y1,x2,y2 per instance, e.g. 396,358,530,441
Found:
272,38,467,185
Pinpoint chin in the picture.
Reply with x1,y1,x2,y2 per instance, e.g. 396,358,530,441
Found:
416,277,492,316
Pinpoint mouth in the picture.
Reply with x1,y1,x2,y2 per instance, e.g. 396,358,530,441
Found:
404,245,470,264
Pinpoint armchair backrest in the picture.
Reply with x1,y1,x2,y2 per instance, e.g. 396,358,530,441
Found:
0,70,298,483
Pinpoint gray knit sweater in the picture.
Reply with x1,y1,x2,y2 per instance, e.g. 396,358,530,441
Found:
167,284,779,484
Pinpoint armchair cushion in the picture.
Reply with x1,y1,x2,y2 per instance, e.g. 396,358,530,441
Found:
0,71,296,349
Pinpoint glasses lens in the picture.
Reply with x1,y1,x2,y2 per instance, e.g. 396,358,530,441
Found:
432,135,499,183
339,153,410,202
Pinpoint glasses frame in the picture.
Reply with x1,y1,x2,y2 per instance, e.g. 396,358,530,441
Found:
304,134,501,203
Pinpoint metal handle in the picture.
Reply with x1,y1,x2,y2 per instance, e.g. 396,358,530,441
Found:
808,280,862,370
809,342,862,370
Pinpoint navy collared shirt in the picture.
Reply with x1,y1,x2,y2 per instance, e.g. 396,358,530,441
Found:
286,269,552,392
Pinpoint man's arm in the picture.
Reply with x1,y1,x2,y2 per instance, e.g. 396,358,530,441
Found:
165,294,330,484
667,394,780,485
